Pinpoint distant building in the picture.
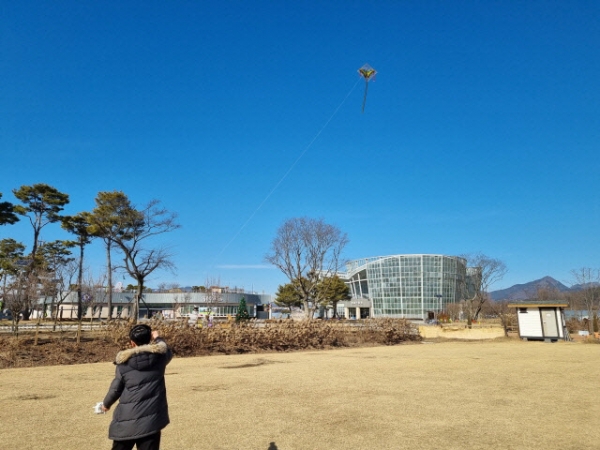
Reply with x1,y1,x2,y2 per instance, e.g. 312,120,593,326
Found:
340,254,467,320
34,291,271,320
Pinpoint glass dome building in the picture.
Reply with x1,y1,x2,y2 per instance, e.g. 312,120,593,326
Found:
343,254,466,320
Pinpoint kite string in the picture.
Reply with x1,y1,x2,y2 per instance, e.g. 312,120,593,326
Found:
213,78,361,263
361,81,369,113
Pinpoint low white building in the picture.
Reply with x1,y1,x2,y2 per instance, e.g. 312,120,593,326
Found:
508,301,569,342
33,291,271,320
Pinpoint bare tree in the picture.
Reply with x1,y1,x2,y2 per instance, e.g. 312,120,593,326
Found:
83,270,109,324
171,291,192,321
265,217,348,319
570,268,600,334
204,275,223,306
446,302,462,322
485,300,517,336
460,253,507,326
4,271,38,336
166,282,182,293
111,199,180,323
51,259,78,331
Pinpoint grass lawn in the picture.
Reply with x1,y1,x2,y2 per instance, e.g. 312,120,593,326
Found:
0,339,598,449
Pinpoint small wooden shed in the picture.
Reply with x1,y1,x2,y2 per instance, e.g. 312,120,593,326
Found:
508,300,569,342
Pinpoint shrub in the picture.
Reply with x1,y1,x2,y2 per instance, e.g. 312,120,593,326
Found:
0,318,421,368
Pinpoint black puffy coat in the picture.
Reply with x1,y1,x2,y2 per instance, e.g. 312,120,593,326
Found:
103,338,173,441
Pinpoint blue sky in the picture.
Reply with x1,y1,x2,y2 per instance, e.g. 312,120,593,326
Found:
2,1,599,294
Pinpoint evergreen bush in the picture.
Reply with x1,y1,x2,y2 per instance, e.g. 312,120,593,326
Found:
235,297,250,323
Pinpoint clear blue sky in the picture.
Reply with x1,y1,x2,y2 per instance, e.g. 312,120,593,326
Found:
2,1,599,294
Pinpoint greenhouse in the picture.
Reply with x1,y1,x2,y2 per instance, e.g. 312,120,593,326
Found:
343,254,466,320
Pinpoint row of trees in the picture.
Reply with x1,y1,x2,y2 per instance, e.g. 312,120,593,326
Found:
0,184,179,330
273,275,351,318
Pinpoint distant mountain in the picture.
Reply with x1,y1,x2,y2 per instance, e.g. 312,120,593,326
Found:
570,282,600,291
490,276,570,301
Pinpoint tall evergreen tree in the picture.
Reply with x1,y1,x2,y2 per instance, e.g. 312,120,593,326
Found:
0,193,19,226
88,191,138,320
61,213,94,320
274,280,304,311
316,275,351,318
12,184,69,262
11,184,69,320
236,297,250,322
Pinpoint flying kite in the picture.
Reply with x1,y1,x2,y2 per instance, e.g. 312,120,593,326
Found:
358,63,377,113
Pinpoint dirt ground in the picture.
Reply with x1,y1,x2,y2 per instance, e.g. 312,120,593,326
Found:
0,339,598,450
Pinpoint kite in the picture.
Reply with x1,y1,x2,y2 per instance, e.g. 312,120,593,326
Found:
358,63,377,113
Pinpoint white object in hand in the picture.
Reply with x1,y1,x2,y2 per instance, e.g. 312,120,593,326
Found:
94,402,105,414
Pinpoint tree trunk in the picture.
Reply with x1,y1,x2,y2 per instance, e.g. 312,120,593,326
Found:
302,299,313,320
132,285,141,324
31,227,41,262
140,296,151,319
12,315,19,337
34,321,40,345
76,320,82,345
106,240,113,320
77,244,84,320
499,314,509,337
133,278,149,323
474,293,488,321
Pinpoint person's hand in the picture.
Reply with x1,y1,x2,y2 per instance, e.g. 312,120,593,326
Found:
152,330,159,340
101,404,110,412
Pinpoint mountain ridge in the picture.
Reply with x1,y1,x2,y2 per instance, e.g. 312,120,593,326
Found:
490,276,571,301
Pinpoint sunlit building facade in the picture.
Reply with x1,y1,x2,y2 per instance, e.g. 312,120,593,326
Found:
33,292,270,320
343,254,466,320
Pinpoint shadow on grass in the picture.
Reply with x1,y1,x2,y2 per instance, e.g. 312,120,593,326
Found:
268,442,279,450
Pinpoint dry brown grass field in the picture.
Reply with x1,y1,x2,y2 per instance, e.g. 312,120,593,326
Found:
1,339,598,449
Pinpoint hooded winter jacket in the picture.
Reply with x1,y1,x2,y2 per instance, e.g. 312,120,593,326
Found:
103,338,173,441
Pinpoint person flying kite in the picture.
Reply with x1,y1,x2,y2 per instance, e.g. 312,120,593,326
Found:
358,63,377,113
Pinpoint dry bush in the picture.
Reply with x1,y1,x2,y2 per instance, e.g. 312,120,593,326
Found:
138,318,420,356
566,317,583,333
162,318,420,356
0,318,420,368
0,334,120,369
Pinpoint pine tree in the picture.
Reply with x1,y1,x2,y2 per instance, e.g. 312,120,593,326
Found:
236,297,250,322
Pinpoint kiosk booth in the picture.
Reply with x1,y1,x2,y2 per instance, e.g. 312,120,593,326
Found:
508,300,569,342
